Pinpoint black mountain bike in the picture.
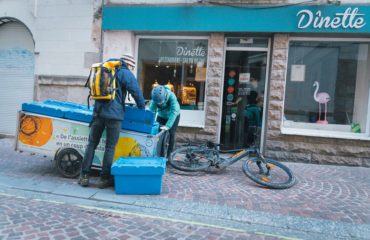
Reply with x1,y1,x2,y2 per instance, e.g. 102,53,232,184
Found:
169,128,296,189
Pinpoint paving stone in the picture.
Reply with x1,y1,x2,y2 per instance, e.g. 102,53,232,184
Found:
1,138,370,239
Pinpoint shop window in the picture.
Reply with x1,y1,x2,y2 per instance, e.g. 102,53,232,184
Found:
137,37,209,127
283,40,370,138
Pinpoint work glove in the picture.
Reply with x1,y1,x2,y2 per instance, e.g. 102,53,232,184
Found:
160,126,169,131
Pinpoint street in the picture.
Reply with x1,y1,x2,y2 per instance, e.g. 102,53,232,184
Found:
0,137,370,240
0,194,278,240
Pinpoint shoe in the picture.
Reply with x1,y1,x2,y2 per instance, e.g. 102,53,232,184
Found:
97,177,114,189
78,174,89,187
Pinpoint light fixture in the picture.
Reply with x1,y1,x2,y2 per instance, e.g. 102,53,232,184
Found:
157,40,162,67
173,41,178,78
325,0,341,4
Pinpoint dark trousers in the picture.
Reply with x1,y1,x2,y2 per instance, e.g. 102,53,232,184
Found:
157,115,180,157
81,117,121,178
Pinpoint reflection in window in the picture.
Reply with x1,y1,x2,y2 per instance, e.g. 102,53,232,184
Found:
226,37,269,48
284,41,370,134
137,38,208,111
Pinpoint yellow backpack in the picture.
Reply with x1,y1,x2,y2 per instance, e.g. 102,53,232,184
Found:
85,60,123,105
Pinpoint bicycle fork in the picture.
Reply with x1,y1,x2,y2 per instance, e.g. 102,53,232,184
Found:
256,151,271,176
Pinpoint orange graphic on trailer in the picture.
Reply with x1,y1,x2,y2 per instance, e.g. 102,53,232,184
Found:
19,114,53,147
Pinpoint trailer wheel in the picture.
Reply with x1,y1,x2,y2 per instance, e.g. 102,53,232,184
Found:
55,148,82,178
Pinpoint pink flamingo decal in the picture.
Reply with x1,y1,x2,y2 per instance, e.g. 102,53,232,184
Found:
313,81,330,124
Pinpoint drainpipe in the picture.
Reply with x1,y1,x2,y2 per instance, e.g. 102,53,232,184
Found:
100,0,104,62
33,0,38,17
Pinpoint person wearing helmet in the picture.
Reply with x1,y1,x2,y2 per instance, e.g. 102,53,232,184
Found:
79,53,145,189
150,85,180,158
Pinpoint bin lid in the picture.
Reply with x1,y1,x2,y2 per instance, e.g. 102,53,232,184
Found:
111,157,166,175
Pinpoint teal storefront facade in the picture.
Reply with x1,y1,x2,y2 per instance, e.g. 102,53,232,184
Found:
103,4,370,166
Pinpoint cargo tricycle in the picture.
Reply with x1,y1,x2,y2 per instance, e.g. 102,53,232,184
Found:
15,101,169,178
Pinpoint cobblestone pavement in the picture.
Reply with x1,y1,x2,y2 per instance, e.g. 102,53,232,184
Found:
0,194,278,240
1,138,370,239
163,161,370,225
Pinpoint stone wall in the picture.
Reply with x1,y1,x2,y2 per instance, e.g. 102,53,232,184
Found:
36,75,88,104
176,33,225,144
265,34,370,167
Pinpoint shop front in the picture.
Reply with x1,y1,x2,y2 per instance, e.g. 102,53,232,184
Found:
102,4,370,166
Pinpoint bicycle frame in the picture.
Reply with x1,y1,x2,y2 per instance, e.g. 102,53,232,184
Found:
184,138,266,170
220,148,253,165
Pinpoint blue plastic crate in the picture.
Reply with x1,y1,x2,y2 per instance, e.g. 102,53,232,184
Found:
44,99,91,110
122,121,159,135
21,100,158,132
125,106,156,125
111,157,166,195
22,102,66,118
64,109,93,123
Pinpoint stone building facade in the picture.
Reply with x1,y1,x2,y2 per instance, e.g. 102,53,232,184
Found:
103,1,370,167
0,0,101,135
2,0,370,167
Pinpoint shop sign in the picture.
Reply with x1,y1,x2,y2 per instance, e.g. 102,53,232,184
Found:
105,5,370,33
176,46,206,57
239,73,250,84
297,7,366,29
159,46,207,64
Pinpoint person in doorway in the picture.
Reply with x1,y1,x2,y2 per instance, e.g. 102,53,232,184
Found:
79,53,145,188
244,90,262,146
150,85,180,158
249,77,259,89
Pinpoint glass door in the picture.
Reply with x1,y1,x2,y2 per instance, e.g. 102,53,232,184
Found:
220,41,269,150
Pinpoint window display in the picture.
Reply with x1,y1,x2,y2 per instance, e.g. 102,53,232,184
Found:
283,40,370,136
137,38,208,112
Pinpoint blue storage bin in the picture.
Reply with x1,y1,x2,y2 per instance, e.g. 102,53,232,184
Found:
122,121,159,135
64,109,93,123
22,100,158,133
22,102,66,118
44,99,91,110
111,157,166,195
125,106,156,125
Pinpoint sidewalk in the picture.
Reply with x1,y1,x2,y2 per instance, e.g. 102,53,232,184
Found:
1,138,370,239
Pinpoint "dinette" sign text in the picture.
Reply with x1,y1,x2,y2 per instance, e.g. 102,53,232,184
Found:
297,7,366,29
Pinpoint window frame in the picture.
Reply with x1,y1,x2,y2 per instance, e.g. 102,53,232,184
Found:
135,35,210,128
281,36,370,140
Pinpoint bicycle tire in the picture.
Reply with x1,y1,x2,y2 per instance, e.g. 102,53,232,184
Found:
169,146,212,172
242,157,296,189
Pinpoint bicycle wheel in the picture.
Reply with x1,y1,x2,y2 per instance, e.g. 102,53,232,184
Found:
242,157,296,189
169,146,212,172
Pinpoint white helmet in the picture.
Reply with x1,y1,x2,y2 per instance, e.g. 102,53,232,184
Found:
121,53,136,68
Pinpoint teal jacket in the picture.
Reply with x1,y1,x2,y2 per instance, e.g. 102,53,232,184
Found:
150,87,180,128
244,104,262,127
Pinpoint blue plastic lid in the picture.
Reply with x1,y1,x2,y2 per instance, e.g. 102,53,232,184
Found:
111,157,166,175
